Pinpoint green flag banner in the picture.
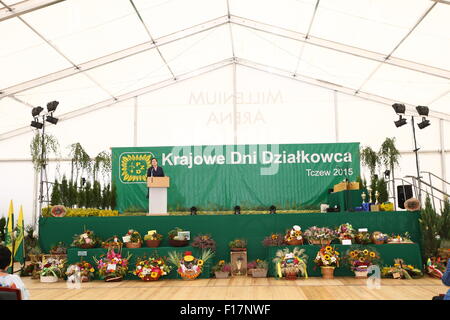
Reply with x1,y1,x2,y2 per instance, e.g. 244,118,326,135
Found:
112,143,360,213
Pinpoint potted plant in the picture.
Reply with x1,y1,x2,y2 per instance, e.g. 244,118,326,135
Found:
38,257,66,283
304,226,337,246
133,254,172,281
50,241,67,255
168,227,189,247
101,236,122,249
212,260,232,279
94,248,132,282
228,239,247,251
191,234,216,251
168,249,214,280
272,247,308,280
371,231,388,245
355,231,371,245
314,246,340,279
344,246,381,278
71,229,100,249
284,225,303,245
247,259,268,278
144,230,163,248
123,229,142,248
336,223,356,243
262,233,285,247
381,259,423,279
66,261,95,283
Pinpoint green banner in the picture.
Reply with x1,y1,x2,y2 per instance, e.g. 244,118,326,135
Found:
112,143,360,213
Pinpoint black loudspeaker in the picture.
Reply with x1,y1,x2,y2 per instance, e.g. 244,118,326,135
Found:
397,185,413,209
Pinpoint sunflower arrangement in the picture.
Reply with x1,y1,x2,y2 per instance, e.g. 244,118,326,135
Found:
101,236,123,249
272,247,308,279
168,249,214,280
344,245,381,272
262,233,285,247
191,234,217,251
314,246,340,268
381,259,423,279
71,229,100,248
371,231,388,244
284,225,303,244
65,261,95,282
93,248,132,281
211,260,232,273
133,254,172,281
336,223,356,241
355,231,371,245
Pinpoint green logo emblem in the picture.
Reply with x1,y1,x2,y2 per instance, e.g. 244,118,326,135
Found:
120,152,153,183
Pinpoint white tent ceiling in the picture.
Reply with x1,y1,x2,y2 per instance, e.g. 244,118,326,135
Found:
1,0,449,139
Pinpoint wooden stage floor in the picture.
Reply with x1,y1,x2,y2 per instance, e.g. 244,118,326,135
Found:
24,276,445,300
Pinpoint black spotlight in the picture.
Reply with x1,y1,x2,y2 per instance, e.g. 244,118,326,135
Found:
417,117,430,130
46,115,59,125
392,103,406,114
47,101,59,112
394,115,407,127
190,206,197,216
30,120,43,129
416,105,429,117
31,106,43,117
384,170,390,179
269,205,276,214
234,205,241,215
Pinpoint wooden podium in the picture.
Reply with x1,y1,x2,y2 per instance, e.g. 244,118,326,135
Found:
147,176,170,215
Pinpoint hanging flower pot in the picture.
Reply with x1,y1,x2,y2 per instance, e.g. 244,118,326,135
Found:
320,266,335,279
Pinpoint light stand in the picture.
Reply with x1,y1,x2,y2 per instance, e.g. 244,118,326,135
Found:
411,116,422,203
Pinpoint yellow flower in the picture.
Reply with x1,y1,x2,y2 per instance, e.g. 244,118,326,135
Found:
324,254,331,260
90,268,95,273
394,263,400,267
197,260,204,266
359,257,365,263
350,251,357,258
151,272,158,278
325,246,332,252
335,251,339,255
370,252,376,258
219,260,225,265
363,249,369,256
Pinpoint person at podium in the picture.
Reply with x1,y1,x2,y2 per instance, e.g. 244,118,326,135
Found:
147,158,165,178
147,158,164,199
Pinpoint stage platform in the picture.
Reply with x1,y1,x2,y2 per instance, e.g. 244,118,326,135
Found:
39,211,423,277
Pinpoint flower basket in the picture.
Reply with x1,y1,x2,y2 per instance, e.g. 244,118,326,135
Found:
169,239,189,247
308,239,331,246
230,247,247,252
285,272,297,280
105,275,123,282
142,274,160,281
354,270,368,279
40,275,58,283
77,243,96,249
373,240,385,245
125,241,142,249
180,269,201,280
285,239,303,246
145,240,161,248
215,271,230,279
320,266,335,279
252,268,268,278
